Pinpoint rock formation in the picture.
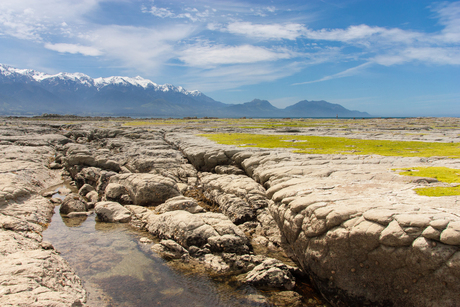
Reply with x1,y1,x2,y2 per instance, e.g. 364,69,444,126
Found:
0,123,86,306
2,117,460,307
169,131,460,307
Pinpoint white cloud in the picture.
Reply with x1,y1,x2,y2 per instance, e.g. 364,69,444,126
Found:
304,24,383,42
222,22,424,45
433,1,460,43
179,44,294,67
143,5,212,22
302,24,428,47
147,6,176,18
0,0,101,41
402,47,460,65
44,43,103,56
250,5,278,17
226,22,306,40
373,47,460,66
88,25,196,74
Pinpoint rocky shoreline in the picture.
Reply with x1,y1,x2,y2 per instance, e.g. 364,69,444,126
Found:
1,118,459,306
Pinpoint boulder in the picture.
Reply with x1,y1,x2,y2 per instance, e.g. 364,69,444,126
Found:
155,196,205,214
109,173,180,206
104,183,130,203
145,210,250,251
78,184,94,197
202,254,230,273
59,194,88,215
221,253,266,273
95,201,131,223
73,166,102,187
244,258,296,290
208,234,250,254
86,190,99,205
151,239,189,260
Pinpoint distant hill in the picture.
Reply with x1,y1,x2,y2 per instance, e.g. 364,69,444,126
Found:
284,100,370,117
224,99,281,117
0,64,371,117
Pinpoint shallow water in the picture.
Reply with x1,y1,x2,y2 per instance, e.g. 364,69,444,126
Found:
42,188,272,306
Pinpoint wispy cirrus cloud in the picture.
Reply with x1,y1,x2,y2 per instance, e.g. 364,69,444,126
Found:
302,24,427,45
293,62,373,85
0,0,101,41
142,5,212,22
182,61,304,92
88,25,196,74
179,43,295,67
44,43,103,56
250,6,277,17
374,46,460,66
225,22,306,40
288,1,460,84
434,1,460,43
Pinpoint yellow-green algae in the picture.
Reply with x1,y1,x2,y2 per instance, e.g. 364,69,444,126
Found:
396,167,460,196
202,133,460,158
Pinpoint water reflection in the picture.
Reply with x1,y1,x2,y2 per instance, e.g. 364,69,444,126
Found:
62,214,88,227
43,205,271,307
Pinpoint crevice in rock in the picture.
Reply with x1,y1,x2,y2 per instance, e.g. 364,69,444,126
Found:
183,187,221,213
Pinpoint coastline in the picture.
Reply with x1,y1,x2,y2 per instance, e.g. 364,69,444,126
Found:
1,117,459,306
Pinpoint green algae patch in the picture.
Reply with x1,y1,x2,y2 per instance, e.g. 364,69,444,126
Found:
396,167,460,196
414,186,460,197
202,133,460,158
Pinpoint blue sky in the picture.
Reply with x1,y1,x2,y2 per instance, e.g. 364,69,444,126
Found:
0,0,459,117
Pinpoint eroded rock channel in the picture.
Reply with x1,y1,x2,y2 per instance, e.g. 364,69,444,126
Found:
1,118,460,307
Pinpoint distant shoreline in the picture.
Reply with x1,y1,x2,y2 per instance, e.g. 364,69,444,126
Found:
1,114,452,120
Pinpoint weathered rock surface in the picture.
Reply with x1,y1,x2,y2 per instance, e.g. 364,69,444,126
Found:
166,132,242,171
145,209,249,251
0,249,86,307
2,121,304,306
170,131,460,307
6,118,460,306
62,143,122,172
0,124,86,306
125,203,270,276
200,172,269,224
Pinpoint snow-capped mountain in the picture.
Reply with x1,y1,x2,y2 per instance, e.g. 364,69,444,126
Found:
0,64,225,116
0,64,204,96
0,64,371,117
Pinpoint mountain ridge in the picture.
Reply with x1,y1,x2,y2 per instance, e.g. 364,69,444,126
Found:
0,64,371,117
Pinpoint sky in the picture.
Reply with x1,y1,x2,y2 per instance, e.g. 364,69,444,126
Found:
0,0,459,117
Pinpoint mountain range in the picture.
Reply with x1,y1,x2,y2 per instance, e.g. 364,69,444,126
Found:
0,64,371,118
